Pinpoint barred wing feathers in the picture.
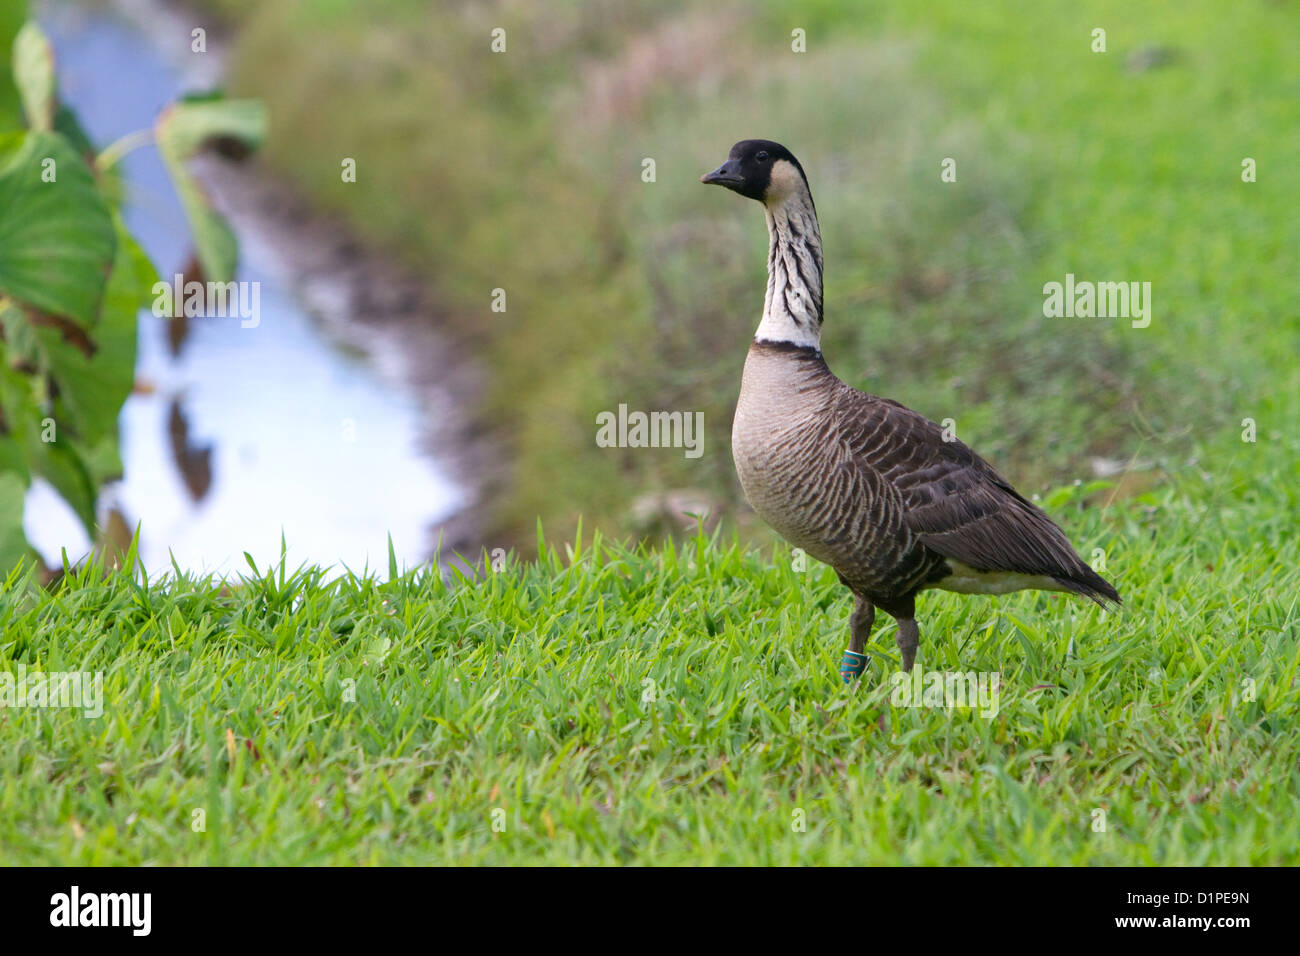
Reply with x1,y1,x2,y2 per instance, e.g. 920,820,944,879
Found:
833,387,1121,605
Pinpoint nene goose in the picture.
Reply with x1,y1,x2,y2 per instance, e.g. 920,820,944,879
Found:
701,139,1119,682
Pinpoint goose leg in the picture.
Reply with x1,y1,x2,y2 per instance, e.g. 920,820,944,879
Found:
896,618,920,673
839,596,875,683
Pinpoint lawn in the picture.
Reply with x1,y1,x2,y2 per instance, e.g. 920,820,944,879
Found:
2,477,1297,864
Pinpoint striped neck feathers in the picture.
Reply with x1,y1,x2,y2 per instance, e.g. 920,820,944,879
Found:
756,177,823,351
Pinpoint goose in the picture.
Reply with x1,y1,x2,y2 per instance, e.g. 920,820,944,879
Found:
701,139,1120,682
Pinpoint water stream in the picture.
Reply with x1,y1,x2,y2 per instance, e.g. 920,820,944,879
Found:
27,0,469,578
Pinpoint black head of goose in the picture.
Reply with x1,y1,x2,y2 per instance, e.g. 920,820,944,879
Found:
701,139,1120,682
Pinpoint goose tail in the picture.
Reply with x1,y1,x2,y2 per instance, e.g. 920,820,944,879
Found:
1053,565,1121,608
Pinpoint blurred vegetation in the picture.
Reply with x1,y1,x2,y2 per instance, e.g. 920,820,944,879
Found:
188,1,1298,550
0,18,145,570
0,11,264,572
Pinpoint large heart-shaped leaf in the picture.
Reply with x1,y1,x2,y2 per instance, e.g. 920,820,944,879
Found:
13,21,55,132
36,217,155,456
156,97,266,282
3,219,156,539
0,130,115,326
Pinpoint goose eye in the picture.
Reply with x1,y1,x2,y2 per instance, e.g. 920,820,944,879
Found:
756,151,769,162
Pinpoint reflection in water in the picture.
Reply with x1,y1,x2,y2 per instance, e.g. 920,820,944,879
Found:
163,253,198,358
166,398,212,504
25,1,467,577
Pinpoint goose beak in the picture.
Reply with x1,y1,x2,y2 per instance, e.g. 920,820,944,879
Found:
700,159,743,188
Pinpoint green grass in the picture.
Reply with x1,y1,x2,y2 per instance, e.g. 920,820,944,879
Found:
2,472,1297,864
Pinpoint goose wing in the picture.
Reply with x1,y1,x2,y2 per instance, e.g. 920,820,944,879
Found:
834,387,1119,603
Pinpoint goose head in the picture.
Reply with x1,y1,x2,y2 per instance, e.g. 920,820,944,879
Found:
700,139,812,206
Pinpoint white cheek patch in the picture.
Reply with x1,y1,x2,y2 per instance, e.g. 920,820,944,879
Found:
764,160,805,203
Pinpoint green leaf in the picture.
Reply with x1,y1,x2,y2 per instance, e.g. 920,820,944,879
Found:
13,21,54,132
0,468,31,572
1041,484,1078,510
0,296,40,368
0,216,154,541
32,434,95,532
0,8,27,124
0,130,116,325
0,353,95,537
0,356,42,472
160,95,267,156
0,391,30,482
54,103,98,161
78,432,123,489
36,217,155,455
155,97,266,282
0,357,35,572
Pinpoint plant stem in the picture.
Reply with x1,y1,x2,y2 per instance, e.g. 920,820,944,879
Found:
96,128,155,172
